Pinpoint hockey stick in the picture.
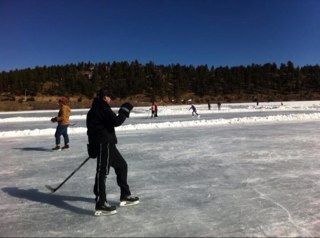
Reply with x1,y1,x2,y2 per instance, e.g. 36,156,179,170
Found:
45,156,91,193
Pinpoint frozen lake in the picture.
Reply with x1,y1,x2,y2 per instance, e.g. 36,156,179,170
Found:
1,101,320,236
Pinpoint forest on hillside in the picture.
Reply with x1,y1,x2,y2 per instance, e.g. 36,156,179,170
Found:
1,60,320,103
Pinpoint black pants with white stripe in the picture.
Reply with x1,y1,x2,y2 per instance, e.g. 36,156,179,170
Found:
94,143,131,204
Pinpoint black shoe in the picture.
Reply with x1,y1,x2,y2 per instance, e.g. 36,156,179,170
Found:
52,145,61,151
120,195,139,207
61,144,69,150
95,202,117,216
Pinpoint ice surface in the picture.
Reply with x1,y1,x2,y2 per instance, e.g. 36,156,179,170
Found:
1,101,320,237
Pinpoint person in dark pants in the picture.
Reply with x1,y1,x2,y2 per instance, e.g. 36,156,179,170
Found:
217,101,221,111
86,89,139,216
189,104,200,118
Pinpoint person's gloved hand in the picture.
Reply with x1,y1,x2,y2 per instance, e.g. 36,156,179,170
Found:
118,102,133,117
51,117,57,123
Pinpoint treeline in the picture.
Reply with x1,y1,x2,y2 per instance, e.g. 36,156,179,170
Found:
1,60,320,102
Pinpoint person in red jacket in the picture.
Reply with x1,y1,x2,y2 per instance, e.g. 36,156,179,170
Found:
51,97,71,151
151,102,158,118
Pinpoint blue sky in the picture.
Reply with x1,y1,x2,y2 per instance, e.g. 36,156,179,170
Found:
0,0,320,72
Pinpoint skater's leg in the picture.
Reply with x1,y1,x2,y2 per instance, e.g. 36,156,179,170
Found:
95,143,110,204
110,145,140,206
110,145,131,197
94,145,117,217
61,125,69,145
54,125,64,145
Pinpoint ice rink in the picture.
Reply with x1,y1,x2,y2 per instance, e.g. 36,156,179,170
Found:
1,102,320,236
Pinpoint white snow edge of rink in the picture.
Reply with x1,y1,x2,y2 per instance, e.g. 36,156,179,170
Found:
1,101,320,138
1,112,320,138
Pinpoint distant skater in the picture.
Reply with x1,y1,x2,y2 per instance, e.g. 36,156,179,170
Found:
150,102,158,118
217,102,221,111
189,104,200,118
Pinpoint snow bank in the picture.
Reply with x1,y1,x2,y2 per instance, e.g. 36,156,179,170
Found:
1,101,320,138
1,112,320,138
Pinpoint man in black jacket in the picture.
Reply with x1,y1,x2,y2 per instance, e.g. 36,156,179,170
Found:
86,89,139,216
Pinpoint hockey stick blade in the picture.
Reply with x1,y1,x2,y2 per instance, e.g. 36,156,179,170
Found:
45,184,56,193
45,157,91,194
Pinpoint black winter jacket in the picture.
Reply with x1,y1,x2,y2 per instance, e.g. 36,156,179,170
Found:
86,98,127,144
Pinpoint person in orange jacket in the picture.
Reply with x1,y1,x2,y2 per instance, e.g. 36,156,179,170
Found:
51,97,71,151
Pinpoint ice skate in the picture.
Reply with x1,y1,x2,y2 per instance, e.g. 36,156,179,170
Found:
94,202,117,216
61,144,69,150
120,195,139,207
52,145,61,151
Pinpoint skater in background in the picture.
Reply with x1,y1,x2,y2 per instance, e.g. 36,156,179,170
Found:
86,89,139,216
189,104,199,118
217,101,221,111
207,100,211,110
151,102,158,118
51,97,71,151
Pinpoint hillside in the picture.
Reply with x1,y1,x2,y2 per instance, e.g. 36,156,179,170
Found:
1,61,320,111
1,91,320,112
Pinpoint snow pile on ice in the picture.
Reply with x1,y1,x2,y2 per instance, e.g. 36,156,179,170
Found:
1,112,320,138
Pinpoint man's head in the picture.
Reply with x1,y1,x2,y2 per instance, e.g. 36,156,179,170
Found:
98,89,112,103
